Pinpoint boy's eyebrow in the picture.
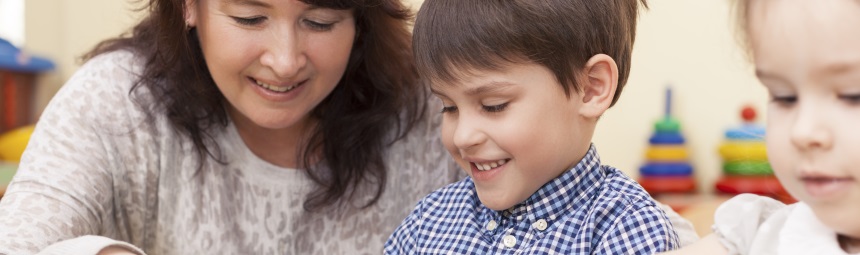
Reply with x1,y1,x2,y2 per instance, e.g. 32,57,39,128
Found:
429,81,515,98
227,0,271,8
464,81,516,96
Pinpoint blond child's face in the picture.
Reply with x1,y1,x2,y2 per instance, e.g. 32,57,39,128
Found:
750,0,860,239
431,62,591,211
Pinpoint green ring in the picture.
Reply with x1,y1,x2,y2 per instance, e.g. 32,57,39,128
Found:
655,118,680,133
723,161,773,175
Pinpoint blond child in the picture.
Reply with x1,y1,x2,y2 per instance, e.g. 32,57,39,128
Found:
663,0,860,254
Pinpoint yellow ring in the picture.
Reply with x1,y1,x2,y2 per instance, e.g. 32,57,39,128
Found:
645,146,688,161
719,142,767,161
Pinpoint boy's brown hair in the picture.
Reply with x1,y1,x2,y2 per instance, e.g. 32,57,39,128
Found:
413,0,647,107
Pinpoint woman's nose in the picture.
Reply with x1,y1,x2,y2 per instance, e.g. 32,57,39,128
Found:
260,28,307,79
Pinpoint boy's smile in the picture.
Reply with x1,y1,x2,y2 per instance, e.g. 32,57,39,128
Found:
430,61,593,211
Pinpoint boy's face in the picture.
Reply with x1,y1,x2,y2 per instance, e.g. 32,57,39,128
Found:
431,62,591,211
751,0,860,238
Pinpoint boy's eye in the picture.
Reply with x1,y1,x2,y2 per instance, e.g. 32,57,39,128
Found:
482,103,508,113
303,19,335,31
232,16,267,26
441,105,458,113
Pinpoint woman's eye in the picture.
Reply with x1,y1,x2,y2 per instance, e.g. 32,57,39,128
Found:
303,19,335,31
482,103,508,113
441,105,458,113
232,16,266,26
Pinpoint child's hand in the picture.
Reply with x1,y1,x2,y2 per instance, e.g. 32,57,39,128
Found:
98,246,141,255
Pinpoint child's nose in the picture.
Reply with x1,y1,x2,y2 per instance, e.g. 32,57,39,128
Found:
452,116,487,151
789,103,832,151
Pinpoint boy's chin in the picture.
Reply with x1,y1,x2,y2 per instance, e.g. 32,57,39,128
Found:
476,190,519,211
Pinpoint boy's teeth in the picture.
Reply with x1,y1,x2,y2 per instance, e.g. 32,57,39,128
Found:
475,159,508,171
255,80,297,92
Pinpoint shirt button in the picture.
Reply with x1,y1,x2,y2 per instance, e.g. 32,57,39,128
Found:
502,235,517,248
532,219,548,231
486,220,498,231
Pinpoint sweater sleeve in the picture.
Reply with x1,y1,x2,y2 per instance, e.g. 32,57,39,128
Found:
39,236,146,255
0,52,148,254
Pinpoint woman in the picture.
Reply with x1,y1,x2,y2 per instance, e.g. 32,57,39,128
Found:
0,0,459,254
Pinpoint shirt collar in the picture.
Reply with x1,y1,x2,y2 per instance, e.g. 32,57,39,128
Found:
479,144,606,225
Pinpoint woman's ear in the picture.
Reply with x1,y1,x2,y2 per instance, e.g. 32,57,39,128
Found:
578,54,619,118
185,0,198,28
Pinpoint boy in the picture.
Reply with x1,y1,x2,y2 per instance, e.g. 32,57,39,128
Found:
384,0,680,254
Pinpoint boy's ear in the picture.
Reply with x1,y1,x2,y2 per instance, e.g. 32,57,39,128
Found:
578,54,618,118
185,0,198,28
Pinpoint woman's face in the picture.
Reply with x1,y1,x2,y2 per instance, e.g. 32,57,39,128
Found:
186,0,355,131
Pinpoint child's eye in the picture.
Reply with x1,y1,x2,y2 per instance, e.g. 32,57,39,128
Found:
232,16,267,26
303,19,335,31
838,94,860,104
482,103,508,113
441,105,458,113
770,95,797,107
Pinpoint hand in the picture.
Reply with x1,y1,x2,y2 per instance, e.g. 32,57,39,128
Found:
98,246,140,255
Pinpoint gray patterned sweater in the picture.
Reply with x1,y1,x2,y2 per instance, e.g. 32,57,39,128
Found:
0,51,461,254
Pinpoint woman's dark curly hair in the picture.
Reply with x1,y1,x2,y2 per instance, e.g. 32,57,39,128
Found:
83,0,424,211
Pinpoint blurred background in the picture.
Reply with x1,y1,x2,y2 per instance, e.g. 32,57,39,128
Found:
1,0,769,206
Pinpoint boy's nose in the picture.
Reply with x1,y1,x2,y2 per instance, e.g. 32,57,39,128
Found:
452,116,487,151
789,103,832,151
260,29,307,79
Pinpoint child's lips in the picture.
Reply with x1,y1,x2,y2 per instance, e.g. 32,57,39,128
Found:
468,159,510,182
801,176,855,198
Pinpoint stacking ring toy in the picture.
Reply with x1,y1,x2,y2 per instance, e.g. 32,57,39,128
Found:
723,161,772,175
649,133,685,145
725,125,765,140
640,163,693,176
719,142,767,161
654,118,680,133
639,176,696,193
715,176,786,195
646,146,688,161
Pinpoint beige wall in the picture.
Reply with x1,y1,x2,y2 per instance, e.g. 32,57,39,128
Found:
24,0,143,117
25,0,766,193
594,0,767,193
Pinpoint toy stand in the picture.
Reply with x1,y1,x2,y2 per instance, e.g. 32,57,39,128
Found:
713,105,795,204
638,87,697,211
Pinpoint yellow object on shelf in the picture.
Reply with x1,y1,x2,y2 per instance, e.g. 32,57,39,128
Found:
0,125,35,162
645,145,688,161
719,141,767,161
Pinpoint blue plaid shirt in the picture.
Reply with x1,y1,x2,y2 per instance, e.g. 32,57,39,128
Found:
385,145,680,254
